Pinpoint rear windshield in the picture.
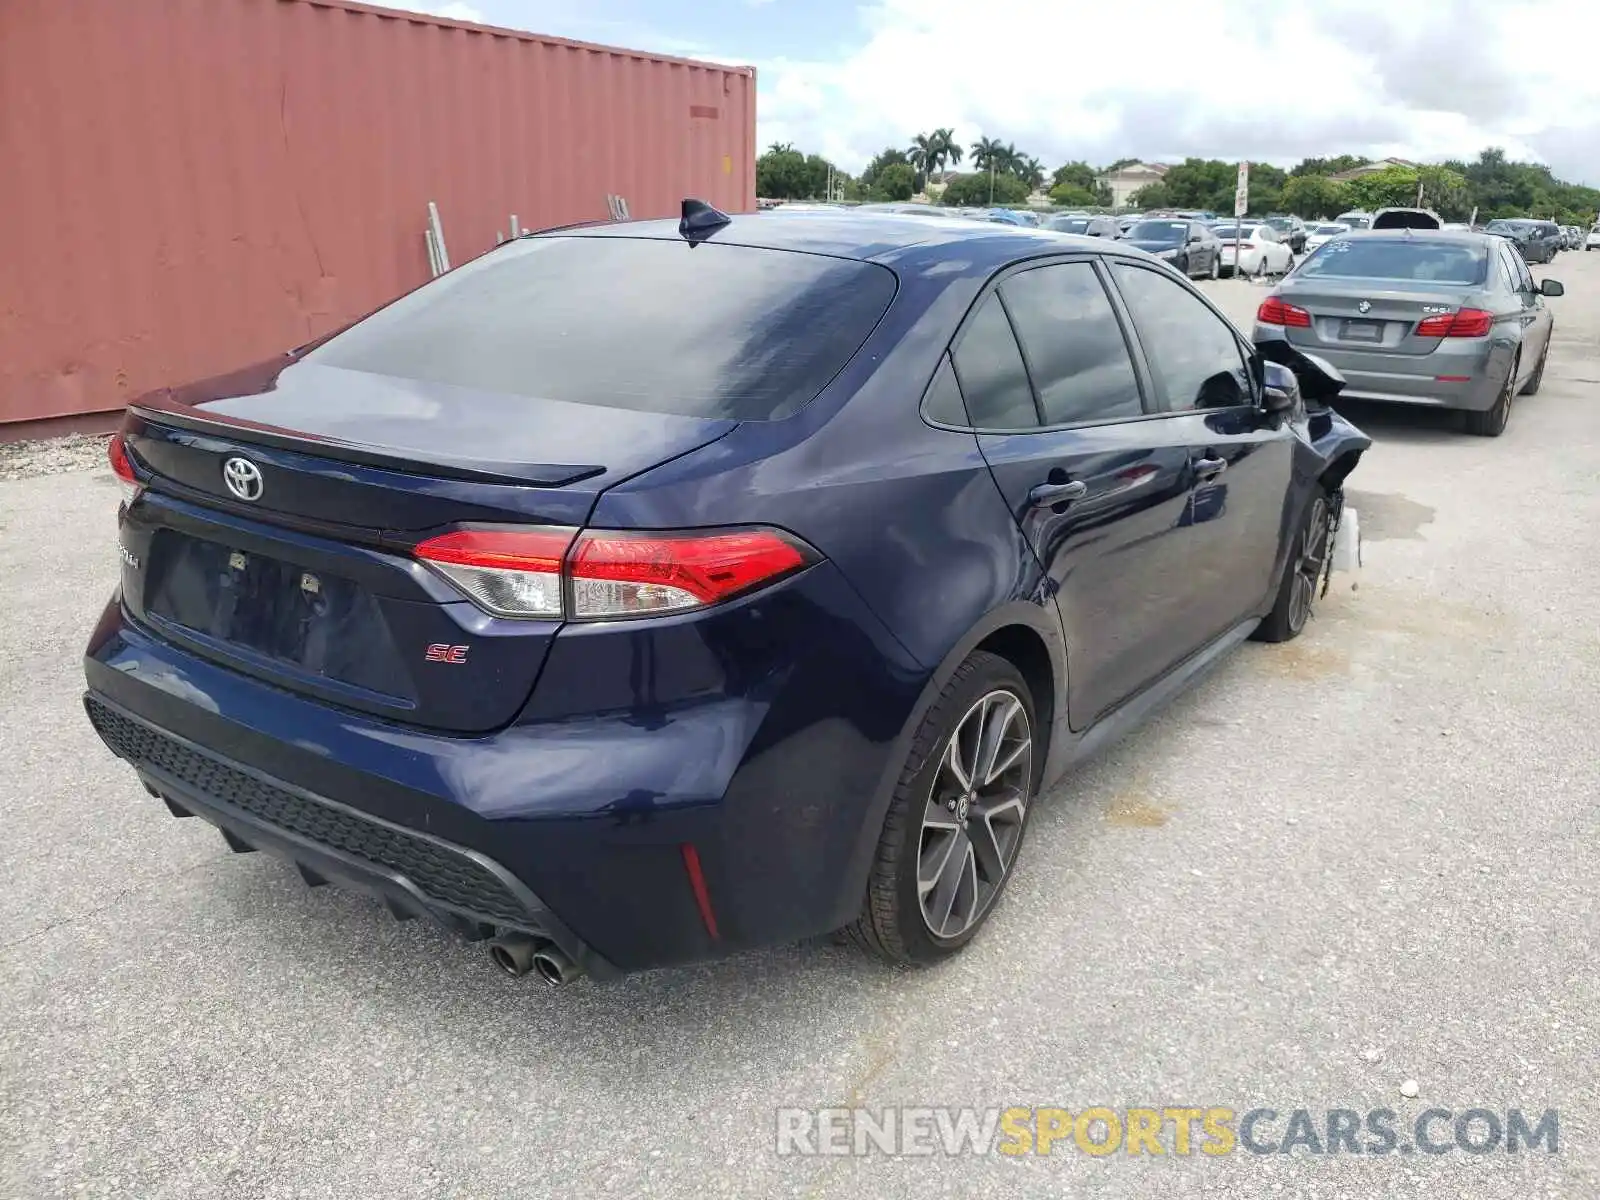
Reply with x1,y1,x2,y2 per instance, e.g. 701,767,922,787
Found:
1297,238,1488,284
1127,221,1188,242
1049,217,1092,232
304,236,897,421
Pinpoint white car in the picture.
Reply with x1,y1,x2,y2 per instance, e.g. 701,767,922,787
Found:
1212,222,1295,277
1303,221,1352,252
1587,223,1600,251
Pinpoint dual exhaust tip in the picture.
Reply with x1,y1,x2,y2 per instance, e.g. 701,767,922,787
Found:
487,934,582,986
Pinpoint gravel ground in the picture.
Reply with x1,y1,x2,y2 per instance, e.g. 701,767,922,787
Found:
0,433,110,481
3,252,1598,1199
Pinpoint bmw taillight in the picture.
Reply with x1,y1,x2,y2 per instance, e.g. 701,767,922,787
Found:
1415,309,1493,338
108,433,141,506
414,526,817,621
1257,296,1312,327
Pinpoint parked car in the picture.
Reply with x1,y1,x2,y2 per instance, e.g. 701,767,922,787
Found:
1562,225,1583,250
1264,215,1308,252
1211,222,1295,278
1044,214,1119,238
1252,229,1561,437
1117,218,1223,278
1484,218,1561,264
1370,207,1443,230
1116,213,1144,234
1334,210,1374,230
1587,222,1600,250
1304,222,1352,253
85,204,1368,980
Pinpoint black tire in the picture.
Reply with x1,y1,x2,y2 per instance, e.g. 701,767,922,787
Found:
1253,256,1267,280
1178,253,1191,277
1253,490,1333,643
1209,252,1220,280
1463,356,1517,437
1519,341,1549,396
849,651,1038,965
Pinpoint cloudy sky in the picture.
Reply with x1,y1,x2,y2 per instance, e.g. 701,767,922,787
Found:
398,0,1600,185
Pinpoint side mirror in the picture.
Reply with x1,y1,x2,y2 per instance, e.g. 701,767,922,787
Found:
1540,279,1564,297
1260,360,1299,413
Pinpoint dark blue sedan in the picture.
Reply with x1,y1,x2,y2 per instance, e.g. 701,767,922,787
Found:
86,205,1367,983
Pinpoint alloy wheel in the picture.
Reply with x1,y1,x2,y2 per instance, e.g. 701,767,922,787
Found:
1288,495,1331,633
917,689,1033,940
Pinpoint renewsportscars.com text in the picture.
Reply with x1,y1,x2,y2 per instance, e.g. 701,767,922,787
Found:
775,1106,1559,1158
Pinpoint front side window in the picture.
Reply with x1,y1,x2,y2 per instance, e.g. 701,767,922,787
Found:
1111,264,1252,411
1000,263,1144,425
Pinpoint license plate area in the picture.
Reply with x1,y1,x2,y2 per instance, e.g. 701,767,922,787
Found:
1339,318,1384,343
146,532,413,699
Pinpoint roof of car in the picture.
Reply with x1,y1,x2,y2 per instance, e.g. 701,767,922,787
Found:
546,209,1103,268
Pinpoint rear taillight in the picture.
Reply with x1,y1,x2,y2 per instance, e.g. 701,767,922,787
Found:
107,433,140,505
414,526,816,621
1415,309,1492,338
1257,296,1311,327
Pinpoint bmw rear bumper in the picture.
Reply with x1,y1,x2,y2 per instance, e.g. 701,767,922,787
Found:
1250,327,1509,412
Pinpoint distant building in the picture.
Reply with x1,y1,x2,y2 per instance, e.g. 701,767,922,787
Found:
1328,157,1419,182
1097,162,1169,207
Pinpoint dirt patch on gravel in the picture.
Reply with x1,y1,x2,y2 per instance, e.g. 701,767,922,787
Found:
0,434,110,482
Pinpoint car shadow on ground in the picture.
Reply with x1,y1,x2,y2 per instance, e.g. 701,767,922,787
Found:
1327,398,1471,446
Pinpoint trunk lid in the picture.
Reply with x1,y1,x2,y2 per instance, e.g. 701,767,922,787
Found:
118,359,737,733
1273,280,1485,356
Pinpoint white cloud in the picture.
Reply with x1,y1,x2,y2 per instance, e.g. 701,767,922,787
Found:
406,1,489,23
756,0,1600,183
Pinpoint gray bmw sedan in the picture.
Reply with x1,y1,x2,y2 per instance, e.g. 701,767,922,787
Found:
1252,230,1562,436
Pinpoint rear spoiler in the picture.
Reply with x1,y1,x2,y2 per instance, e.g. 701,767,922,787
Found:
125,391,604,488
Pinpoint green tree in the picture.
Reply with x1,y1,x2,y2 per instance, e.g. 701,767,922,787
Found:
1051,161,1095,192
1128,181,1173,209
1049,182,1097,207
1342,165,1426,211
756,146,811,199
1278,175,1349,219
940,171,1029,207
932,127,964,179
876,162,916,202
1158,158,1239,211
1103,157,1139,173
1290,154,1367,178
860,146,910,193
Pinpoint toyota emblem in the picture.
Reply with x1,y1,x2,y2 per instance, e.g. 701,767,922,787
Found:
1357,300,1372,314
222,456,264,501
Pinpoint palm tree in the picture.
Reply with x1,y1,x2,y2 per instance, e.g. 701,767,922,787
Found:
970,136,1006,174
1017,155,1046,192
907,132,935,187
767,142,796,155
932,127,962,181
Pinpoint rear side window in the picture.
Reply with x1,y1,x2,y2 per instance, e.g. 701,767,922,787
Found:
1000,263,1144,424
1295,238,1488,284
304,236,896,421
1112,264,1251,411
950,295,1039,429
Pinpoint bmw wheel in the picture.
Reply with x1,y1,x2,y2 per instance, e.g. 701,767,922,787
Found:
850,652,1036,964
1465,355,1517,437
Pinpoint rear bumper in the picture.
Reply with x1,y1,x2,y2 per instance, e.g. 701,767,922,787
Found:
83,561,926,973
1250,326,1507,411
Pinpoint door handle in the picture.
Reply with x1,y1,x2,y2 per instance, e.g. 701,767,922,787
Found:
1027,479,1088,507
1191,456,1227,480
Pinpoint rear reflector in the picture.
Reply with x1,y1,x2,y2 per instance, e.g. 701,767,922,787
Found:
415,525,816,621
1257,296,1312,327
107,433,140,505
1415,309,1492,338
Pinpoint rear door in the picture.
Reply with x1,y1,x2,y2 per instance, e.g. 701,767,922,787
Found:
1107,260,1293,646
947,258,1198,729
